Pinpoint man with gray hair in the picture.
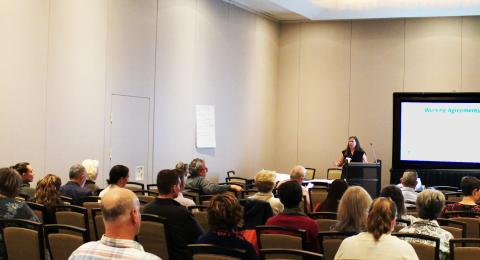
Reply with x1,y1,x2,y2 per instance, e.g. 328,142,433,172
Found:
277,165,310,208
59,164,93,205
398,169,419,206
69,188,160,259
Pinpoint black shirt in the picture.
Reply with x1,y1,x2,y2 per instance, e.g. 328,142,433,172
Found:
342,149,366,163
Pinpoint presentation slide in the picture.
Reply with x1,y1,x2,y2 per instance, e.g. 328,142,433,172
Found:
401,102,480,163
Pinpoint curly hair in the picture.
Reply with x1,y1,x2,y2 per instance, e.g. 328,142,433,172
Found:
208,193,243,231
34,174,62,209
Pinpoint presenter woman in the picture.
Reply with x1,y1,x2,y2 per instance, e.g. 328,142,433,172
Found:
336,136,368,167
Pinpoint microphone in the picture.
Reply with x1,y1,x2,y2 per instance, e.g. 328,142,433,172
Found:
370,142,378,163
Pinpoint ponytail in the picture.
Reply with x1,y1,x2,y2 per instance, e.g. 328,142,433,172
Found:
367,197,397,241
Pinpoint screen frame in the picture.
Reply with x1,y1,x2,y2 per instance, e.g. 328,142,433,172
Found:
392,92,480,170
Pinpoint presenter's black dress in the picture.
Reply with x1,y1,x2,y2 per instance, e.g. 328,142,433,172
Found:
341,149,365,162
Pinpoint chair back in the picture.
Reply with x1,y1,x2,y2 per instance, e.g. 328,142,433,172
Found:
54,205,89,239
305,168,316,180
44,224,88,260
394,219,411,232
260,248,324,260
146,184,158,192
82,200,100,241
91,208,105,240
0,219,45,260
255,225,306,250
438,218,466,238
318,231,357,260
429,186,460,192
188,244,245,260
393,233,440,260
26,201,49,224
450,217,480,238
125,181,145,191
188,206,209,231
450,238,480,260
183,188,201,204
309,212,337,220
137,214,169,260
309,187,328,212
316,219,337,232
326,168,342,180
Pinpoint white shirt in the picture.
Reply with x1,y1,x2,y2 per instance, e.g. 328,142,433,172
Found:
398,185,418,205
248,192,284,215
335,232,418,260
174,193,196,208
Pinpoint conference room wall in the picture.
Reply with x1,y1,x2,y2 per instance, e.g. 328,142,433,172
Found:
276,17,480,186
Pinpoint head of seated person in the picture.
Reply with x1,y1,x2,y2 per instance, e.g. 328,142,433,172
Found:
0,167,23,199
189,158,207,178
380,185,407,218
69,164,87,186
107,165,129,188
208,192,243,232
254,170,276,194
315,179,348,212
367,197,397,241
101,188,141,239
289,165,306,184
12,162,34,184
278,180,303,210
34,174,62,207
157,169,181,198
460,176,480,198
416,189,445,220
400,170,418,188
82,159,99,182
335,186,372,233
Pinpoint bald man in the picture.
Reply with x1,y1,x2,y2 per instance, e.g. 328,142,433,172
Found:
69,188,160,260
276,165,311,209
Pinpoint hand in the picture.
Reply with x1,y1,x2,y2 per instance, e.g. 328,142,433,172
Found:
230,184,243,192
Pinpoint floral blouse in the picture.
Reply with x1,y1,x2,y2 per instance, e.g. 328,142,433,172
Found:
0,198,39,222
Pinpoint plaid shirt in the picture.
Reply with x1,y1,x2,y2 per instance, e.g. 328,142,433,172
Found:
69,235,160,260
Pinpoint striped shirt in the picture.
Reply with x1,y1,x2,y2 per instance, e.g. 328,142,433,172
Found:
69,235,160,260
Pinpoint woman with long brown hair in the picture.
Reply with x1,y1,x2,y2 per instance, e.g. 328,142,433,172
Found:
34,174,64,223
335,186,372,233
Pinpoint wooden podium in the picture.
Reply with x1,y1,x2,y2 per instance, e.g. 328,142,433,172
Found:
342,162,382,198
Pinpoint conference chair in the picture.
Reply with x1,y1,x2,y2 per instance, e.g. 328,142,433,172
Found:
133,190,159,204
137,214,169,260
183,188,202,204
44,224,88,260
309,212,337,220
188,244,246,260
444,191,463,202
81,196,101,241
146,184,158,192
260,248,324,260
437,218,466,238
255,225,306,251
308,187,329,212
225,176,255,189
317,231,357,260
0,218,45,260
444,211,480,238
60,195,73,205
326,168,342,180
394,219,412,232
125,181,145,191
188,205,209,231
393,233,440,260
449,238,480,260
429,186,460,192
305,167,317,180
54,205,90,240
26,201,49,224
91,208,105,240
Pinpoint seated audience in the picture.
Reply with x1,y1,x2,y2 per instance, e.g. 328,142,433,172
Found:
277,165,311,208
380,185,417,225
185,158,242,194
314,179,348,212
249,170,284,214
335,186,372,233
397,169,420,206
400,189,453,260
266,180,319,252
69,188,160,259
82,159,101,195
143,169,203,260
34,174,64,223
197,193,258,260
99,165,130,198
335,197,418,260
12,162,35,201
174,162,196,208
443,176,480,214
0,167,39,221
59,164,93,205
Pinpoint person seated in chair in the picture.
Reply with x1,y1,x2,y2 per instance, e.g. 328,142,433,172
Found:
99,165,130,198
249,170,283,215
143,169,203,260
12,162,36,201
173,162,196,208
266,180,319,252
59,164,93,205
185,158,242,194
397,169,421,206
443,176,480,215
69,188,160,259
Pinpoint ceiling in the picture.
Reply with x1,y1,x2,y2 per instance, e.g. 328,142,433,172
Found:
224,0,480,21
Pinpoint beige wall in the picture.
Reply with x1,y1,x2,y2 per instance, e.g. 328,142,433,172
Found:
276,17,480,186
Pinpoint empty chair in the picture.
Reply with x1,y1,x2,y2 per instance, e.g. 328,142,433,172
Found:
260,248,324,260
54,205,90,240
44,224,88,260
326,168,342,180
137,214,169,260
317,231,357,260
188,244,246,260
437,218,466,238
92,208,105,240
0,218,45,260
449,238,480,260
305,168,316,180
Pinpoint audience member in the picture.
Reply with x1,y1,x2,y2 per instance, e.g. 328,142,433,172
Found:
69,188,160,260
143,169,203,260
335,197,418,260
380,185,417,225
12,162,35,201
249,170,283,214
197,193,258,260
59,164,93,205
397,169,420,206
99,165,129,198
314,179,348,212
266,180,319,252
335,186,372,233
0,167,39,221
34,174,64,224
82,159,100,195
400,189,453,260
173,162,196,208
288,165,310,207
185,158,242,194
443,176,480,214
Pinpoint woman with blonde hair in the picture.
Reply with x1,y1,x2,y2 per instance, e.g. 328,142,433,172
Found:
335,197,418,260
335,186,372,233
34,174,64,223
82,159,100,195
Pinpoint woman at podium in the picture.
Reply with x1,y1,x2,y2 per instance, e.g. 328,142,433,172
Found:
336,136,368,167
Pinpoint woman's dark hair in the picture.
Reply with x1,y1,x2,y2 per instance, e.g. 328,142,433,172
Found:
12,162,30,176
278,180,303,208
344,136,364,152
208,193,243,231
316,179,348,212
0,168,22,198
107,165,129,185
460,176,480,196
380,185,406,217
367,197,397,241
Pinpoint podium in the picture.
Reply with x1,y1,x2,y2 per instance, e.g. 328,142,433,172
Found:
342,162,381,198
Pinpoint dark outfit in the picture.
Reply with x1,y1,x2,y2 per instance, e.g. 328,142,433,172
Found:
314,198,340,212
341,149,365,163
84,180,101,195
143,198,204,260
197,230,258,260
59,181,93,205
